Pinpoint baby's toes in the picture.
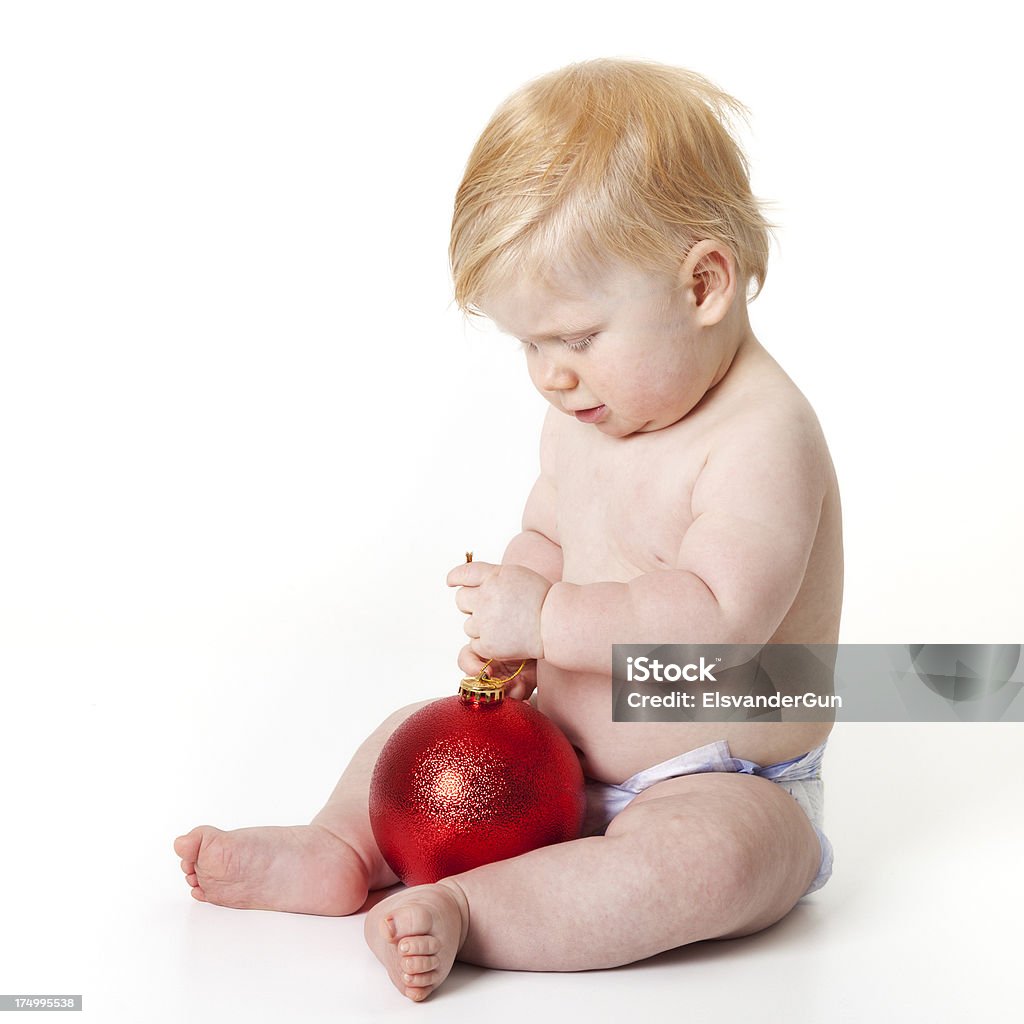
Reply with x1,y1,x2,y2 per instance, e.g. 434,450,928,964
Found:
386,903,436,942
403,970,440,990
174,827,210,856
402,954,440,976
174,831,202,868
397,934,441,958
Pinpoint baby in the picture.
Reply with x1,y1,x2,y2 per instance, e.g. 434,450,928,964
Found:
175,59,843,1002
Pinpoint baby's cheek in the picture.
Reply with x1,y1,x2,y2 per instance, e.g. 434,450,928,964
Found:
614,380,654,415
631,362,672,393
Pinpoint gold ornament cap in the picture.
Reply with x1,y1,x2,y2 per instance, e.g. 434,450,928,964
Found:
459,673,505,704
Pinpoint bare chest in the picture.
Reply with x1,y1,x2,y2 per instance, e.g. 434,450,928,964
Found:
554,424,707,583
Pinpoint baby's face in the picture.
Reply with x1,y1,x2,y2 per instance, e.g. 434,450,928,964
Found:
480,260,728,438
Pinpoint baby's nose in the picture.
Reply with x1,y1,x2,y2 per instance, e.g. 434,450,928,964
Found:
540,357,578,392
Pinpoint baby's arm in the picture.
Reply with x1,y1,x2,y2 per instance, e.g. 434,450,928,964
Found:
502,480,563,583
456,479,559,695
500,409,563,584
541,416,827,672
455,414,562,696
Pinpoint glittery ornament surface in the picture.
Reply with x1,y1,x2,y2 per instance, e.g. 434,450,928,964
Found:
369,695,586,885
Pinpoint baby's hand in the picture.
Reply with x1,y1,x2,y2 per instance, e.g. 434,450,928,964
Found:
457,646,538,702
446,560,551,661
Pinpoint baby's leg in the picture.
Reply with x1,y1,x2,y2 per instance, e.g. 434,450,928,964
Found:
365,771,820,1001
174,699,431,915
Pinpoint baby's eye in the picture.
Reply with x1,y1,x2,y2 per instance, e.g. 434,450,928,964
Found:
564,335,594,352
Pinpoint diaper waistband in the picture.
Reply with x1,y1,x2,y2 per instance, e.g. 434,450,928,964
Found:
613,739,827,794
733,741,827,783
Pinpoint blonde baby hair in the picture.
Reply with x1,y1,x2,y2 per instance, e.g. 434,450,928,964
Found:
450,58,773,314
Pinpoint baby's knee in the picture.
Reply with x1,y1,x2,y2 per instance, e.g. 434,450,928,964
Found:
376,699,436,733
606,781,814,931
609,798,755,902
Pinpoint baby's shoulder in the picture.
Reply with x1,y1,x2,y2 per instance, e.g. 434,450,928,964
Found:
750,386,825,450
721,348,827,441
706,356,833,491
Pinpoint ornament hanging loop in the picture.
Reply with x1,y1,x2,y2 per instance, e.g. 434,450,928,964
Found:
459,658,527,704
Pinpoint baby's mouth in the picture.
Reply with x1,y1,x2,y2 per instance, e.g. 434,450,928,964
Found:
573,404,607,424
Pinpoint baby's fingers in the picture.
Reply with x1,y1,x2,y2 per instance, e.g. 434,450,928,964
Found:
446,560,498,587
457,647,535,701
457,644,488,677
504,662,537,702
505,678,537,702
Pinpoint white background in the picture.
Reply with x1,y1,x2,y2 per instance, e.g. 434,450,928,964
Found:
1,1,1020,1021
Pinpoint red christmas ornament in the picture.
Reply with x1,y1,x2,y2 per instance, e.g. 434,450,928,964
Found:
369,671,586,886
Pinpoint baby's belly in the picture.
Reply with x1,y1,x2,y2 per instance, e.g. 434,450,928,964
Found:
537,662,833,784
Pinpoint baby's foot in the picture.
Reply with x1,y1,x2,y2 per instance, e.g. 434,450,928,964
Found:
364,881,469,1002
173,824,370,916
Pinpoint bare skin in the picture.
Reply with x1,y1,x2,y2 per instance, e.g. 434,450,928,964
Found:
175,702,424,914
175,247,843,1003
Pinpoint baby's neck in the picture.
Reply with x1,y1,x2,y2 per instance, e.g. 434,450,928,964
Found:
705,306,759,394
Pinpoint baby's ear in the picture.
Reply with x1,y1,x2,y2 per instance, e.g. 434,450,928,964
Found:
681,240,737,323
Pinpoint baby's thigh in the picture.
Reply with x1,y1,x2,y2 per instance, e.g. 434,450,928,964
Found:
606,773,821,936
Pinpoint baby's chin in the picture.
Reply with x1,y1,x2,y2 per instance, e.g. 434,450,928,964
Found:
603,410,693,438
553,402,659,438
589,411,648,438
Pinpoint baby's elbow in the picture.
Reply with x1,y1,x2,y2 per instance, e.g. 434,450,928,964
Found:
714,583,795,644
